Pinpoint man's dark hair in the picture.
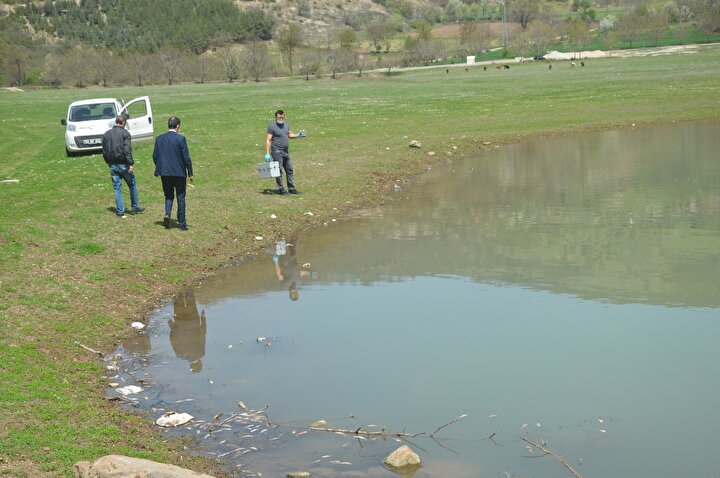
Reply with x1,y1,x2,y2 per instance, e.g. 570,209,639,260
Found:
275,110,284,117
168,116,181,129
115,114,127,125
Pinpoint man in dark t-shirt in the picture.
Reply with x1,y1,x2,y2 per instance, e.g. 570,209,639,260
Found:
265,109,305,195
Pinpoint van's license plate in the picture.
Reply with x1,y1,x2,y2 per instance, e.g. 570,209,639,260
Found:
83,138,102,145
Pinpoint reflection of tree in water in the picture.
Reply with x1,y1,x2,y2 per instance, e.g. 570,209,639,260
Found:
169,289,206,373
274,236,310,301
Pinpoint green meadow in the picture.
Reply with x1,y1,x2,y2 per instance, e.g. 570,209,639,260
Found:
1,45,720,477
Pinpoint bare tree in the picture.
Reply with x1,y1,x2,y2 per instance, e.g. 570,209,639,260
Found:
614,12,643,48
460,21,493,54
41,53,63,87
6,44,28,86
67,47,91,87
193,53,213,84
241,41,272,82
160,48,182,85
646,11,670,46
278,22,303,76
510,0,540,29
565,17,591,57
513,28,533,60
127,52,149,86
366,16,392,53
326,47,354,79
219,47,241,82
527,19,555,58
94,48,114,87
297,47,323,80
697,1,720,40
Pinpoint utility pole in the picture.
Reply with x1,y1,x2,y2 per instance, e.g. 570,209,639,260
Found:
500,0,509,51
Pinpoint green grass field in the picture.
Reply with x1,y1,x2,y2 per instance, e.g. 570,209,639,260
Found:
1,45,720,477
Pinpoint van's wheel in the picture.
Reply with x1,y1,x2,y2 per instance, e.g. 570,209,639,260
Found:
65,148,77,157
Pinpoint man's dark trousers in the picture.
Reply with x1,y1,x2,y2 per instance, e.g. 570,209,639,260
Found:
271,149,296,192
161,176,187,228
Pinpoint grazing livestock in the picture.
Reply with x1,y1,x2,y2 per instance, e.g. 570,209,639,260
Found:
549,64,552,70
446,69,449,74
484,66,487,71
495,64,501,70
581,61,585,67
571,62,576,68
503,64,510,69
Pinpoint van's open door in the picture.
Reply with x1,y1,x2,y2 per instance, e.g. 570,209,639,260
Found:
121,96,153,140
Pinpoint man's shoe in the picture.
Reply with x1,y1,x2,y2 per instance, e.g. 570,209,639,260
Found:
179,225,189,231
163,215,171,229
131,207,145,215
119,214,127,219
279,189,289,195
288,190,300,195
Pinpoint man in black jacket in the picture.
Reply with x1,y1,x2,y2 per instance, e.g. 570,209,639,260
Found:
102,114,144,218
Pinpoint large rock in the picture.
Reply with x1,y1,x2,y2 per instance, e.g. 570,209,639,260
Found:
73,455,217,478
383,445,421,472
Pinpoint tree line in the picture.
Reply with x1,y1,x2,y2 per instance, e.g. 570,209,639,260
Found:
1,0,719,87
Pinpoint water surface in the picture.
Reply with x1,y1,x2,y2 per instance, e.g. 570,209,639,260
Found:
117,121,720,477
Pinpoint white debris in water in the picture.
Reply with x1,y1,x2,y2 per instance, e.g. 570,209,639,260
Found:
116,385,143,396
156,412,194,427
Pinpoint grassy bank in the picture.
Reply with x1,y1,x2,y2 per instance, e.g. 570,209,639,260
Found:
2,45,720,477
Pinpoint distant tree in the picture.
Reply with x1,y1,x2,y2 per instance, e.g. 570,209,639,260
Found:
127,51,150,86
513,28,533,59
572,0,593,14
241,41,271,82
278,22,303,76
510,0,540,29
565,17,591,56
326,47,354,79
445,0,465,22
67,47,91,87
697,1,720,40
674,23,690,43
160,48,182,85
646,11,670,46
297,47,323,80
460,21,493,53
193,53,213,84
6,45,28,86
339,27,358,49
40,53,63,87
366,16,392,53
415,20,434,41
614,12,643,48
94,48,114,87
527,19,555,58
218,47,241,82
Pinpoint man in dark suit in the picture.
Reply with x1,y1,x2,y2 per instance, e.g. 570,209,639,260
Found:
153,116,194,230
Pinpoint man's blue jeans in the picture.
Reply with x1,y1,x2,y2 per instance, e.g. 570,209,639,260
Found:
110,164,139,216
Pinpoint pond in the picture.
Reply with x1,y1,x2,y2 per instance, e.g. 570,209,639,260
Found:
114,121,720,478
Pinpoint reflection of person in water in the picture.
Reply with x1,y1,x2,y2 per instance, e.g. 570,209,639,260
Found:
168,289,206,373
273,237,310,301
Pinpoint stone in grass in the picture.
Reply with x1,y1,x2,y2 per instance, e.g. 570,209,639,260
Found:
384,445,421,472
409,140,422,148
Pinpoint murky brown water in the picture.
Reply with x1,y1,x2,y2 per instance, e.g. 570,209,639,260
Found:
114,121,720,477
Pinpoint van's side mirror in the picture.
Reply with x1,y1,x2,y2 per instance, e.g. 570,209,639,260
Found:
61,119,67,126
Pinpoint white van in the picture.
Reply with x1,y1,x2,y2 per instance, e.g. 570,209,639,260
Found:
60,96,153,156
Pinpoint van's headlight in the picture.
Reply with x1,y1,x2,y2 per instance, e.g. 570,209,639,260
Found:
67,124,77,132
